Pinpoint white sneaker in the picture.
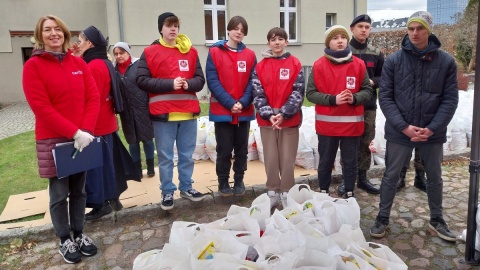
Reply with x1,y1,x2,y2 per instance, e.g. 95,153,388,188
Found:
280,192,288,208
267,190,279,208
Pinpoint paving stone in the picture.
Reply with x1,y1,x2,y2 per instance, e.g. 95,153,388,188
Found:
119,231,141,241
0,104,474,270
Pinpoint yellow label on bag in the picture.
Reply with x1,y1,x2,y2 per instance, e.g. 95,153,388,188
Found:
198,241,215,260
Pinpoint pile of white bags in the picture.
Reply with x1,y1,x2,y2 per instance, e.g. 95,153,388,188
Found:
133,184,407,270
459,204,480,251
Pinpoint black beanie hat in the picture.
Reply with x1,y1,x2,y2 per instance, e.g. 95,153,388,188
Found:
158,12,176,34
82,25,107,47
350,14,372,27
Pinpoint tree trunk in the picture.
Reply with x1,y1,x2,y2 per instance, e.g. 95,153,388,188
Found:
467,47,476,72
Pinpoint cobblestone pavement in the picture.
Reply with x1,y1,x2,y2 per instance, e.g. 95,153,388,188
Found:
0,102,34,140
1,102,478,269
0,158,478,270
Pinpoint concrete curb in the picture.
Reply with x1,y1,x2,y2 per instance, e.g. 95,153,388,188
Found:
0,148,471,241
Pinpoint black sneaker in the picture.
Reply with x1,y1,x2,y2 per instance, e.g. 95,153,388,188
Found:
75,234,98,256
161,193,174,210
429,217,457,242
59,239,81,264
180,189,205,202
370,216,389,238
109,198,123,211
85,202,113,220
233,182,246,196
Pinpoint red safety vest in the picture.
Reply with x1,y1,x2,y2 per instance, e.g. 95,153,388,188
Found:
255,55,302,127
208,45,255,118
144,44,200,115
313,56,366,136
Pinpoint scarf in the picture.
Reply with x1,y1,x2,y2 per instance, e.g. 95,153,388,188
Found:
324,47,352,64
117,56,132,75
82,46,108,64
159,34,192,54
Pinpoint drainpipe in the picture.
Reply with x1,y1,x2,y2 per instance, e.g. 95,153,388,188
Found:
117,0,124,41
353,0,357,18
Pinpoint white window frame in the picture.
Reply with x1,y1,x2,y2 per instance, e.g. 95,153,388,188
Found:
204,0,227,43
326,13,336,30
280,0,298,42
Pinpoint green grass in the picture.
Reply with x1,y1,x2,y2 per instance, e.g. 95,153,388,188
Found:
0,100,309,218
0,131,48,215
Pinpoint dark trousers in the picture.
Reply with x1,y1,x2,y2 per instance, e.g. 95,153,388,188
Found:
318,135,360,192
49,171,86,238
214,121,250,184
379,141,443,218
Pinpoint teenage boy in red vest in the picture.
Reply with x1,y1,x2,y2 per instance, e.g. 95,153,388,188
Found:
206,16,257,196
137,12,206,210
252,27,305,208
306,25,372,198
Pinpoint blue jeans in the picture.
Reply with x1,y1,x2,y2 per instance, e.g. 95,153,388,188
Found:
129,140,155,162
153,120,196,195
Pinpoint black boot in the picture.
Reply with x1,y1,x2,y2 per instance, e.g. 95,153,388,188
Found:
233,178,246,196
357,170,380,194
337,181,346,196
135,161,143,179
414,169,427,193
146,158,155,177
218,179,233,197
396,166,407,192
85,202,112,220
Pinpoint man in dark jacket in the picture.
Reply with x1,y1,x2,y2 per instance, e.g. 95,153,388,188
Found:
337,14,383,196
370,11,458,242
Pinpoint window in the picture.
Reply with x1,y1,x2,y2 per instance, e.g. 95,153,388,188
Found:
22,47,33,64
326,13,336,30
280,0,297,42
204,0,227,42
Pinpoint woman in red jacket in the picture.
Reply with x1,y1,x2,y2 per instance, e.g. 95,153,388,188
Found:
76,26,121,219
22,15,99,264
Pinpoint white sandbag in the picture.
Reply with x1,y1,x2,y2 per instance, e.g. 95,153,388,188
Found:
190,230,249,269
205,122,217,163
169,221,204,245
253,126,264,163
213,253,268,270
331,197,361,229
205,212,261,246
292,248,337,270
159,243,193,269
334,149,342,174
248,120,259,161
450,127,467,151
334,252,378,270
132,249,164,270
296,129,315,169
286,184,314,210
197,116,209,144
193,143,209,160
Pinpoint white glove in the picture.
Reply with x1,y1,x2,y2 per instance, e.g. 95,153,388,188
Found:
73,130,94,152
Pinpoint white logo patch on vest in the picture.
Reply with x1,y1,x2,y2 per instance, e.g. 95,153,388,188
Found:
279,68,290,80
237,61,246,72
346,76,356,89
179,60,189,71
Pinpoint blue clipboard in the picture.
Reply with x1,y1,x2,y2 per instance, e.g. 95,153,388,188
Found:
53,137,103,178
